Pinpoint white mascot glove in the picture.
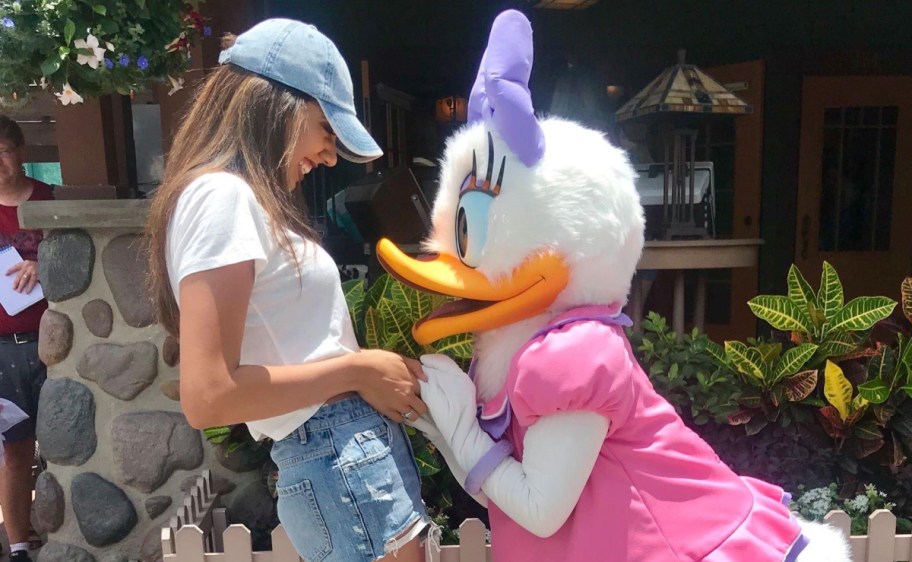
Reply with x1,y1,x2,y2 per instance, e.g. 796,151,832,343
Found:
406,409,488,506
416,355,512,495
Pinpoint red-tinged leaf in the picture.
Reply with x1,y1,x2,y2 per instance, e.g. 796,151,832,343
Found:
791,330,809,345
901,277,912,324
834,346,880,362
745,415,769,436
853,421,882,441
783,369,818,402
728,409,755,426
817,406,845,438
873,404,896,425
892,432,907,468
737,396,763,409
845,404,869,428
848,437,884,459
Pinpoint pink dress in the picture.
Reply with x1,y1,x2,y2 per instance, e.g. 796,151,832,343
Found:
478,306,806,562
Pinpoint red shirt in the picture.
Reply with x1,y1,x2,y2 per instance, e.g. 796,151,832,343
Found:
0,179,54,334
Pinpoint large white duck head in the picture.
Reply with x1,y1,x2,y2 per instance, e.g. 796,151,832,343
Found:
378,10,644,392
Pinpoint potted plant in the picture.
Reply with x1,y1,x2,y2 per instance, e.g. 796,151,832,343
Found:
0,0,208,106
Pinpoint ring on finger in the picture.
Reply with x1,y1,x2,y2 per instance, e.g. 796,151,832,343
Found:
403,410,415,421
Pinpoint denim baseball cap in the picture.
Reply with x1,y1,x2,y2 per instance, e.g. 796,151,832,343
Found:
219,18,382,163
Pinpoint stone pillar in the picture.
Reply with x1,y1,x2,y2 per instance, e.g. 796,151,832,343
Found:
20,201,269,562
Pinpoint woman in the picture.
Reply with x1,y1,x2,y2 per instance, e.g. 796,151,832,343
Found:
146,19,429,562
0,114,53,562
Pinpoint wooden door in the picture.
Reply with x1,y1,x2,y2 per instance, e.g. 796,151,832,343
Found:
795,76,912,299
701,60,764,341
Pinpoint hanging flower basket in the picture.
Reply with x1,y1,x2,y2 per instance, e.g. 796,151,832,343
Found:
0,0,210,107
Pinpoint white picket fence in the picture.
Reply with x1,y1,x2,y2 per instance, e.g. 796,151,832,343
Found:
162,472,910,562
160,471,491,562
825,510,912,562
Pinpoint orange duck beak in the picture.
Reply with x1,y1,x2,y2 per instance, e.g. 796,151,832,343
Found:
376,238,569,344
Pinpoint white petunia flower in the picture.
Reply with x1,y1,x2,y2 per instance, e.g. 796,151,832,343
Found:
39,76,47,90
73,34,106,69
167,75,184,96
56,83,84,105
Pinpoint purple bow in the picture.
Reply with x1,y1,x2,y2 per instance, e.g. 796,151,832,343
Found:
467,10,545,168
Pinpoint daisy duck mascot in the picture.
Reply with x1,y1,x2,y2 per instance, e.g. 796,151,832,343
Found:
378,10,851,562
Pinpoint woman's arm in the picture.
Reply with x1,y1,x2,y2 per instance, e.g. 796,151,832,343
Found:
178,260,426,429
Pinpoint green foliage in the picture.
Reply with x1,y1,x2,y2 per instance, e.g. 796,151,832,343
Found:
0,0,206,105
749,263,895,364
342,275,473,367
719,266,910,465
627,312,741,426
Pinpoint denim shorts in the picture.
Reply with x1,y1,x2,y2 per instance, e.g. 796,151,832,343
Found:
270,395,429,562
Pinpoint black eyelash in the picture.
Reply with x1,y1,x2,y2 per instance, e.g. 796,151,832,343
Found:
463,133,506,196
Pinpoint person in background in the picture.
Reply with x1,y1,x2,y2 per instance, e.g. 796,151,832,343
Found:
0,115,53,562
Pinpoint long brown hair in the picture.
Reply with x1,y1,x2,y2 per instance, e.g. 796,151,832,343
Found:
146,62,319,337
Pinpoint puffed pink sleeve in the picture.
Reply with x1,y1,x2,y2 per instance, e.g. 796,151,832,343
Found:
509,321,636,436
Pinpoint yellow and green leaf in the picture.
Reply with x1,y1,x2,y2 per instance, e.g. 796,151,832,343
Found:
857,378,890,404
364,307,381,350
342,278,366,335
704,339,729,366
823,360,853,421
725,341,766,381
413,446,442,476
756,342,783,367
747,295,813,333
787,264,817,309
900,334,912,371
815,331,865,359
772,344,818,382
378,299,422,358
434,332,474,360
364,274,393,314
866,347,895,386
818,261,844,321
828,297,897,333
849,395,869,418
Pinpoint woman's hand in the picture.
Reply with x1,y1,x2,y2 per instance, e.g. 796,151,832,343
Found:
351,349,428,423
7,259,39,294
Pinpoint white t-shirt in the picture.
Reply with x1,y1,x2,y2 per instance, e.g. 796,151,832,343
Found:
166,172,360,441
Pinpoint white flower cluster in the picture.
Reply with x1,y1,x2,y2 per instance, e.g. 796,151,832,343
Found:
794,486,837,521
53,32,184,105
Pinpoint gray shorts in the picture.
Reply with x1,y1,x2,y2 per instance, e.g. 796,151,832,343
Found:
0,338,46,442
